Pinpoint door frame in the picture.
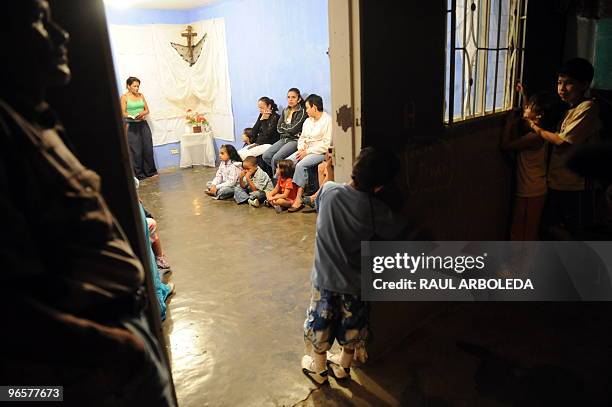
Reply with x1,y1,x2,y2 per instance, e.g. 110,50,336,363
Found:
328,0,362,183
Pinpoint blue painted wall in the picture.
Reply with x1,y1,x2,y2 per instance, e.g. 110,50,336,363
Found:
105,0,330,169
152,141,181,169
191,0,330,156
105,7,191,24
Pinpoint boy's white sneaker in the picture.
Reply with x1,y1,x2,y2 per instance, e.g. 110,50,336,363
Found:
326,352,351,380
301,355,328,385
248,197,260,207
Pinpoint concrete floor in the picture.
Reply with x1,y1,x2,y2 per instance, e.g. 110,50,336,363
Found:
139,167,612,407
139,166,317,406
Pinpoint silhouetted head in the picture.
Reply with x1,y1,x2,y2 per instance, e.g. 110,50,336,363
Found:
351,147,401,193
0,0,71,99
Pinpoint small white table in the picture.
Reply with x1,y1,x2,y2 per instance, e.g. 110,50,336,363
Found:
179,130,216,168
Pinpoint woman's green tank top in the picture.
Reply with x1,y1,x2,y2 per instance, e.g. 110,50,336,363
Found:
126,97,145,117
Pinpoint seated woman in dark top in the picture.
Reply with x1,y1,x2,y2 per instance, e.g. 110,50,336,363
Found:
237,96,280,160
262,88,307,177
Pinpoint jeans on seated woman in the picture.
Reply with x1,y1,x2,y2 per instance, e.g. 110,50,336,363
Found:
262,138,298,179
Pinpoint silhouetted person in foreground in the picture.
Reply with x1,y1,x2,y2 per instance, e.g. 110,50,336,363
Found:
0,1,175,405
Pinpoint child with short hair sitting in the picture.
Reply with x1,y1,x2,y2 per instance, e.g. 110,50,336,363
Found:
265,159,297,213
233,156,274,207
205,144,242,200
237,127,256,161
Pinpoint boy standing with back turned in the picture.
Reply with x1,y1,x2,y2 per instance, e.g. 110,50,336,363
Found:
301,147,407,384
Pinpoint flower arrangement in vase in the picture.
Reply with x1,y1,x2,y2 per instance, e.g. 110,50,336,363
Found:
186,109,209,133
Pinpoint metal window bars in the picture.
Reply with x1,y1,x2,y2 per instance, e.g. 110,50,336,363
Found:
445,0,528,124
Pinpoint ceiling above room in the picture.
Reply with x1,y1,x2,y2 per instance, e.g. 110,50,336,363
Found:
104,0,218,9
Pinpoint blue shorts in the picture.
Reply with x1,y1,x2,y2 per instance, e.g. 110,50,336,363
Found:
303,286,369,353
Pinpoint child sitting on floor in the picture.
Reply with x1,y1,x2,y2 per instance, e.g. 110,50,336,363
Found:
144,207,172,273
265,159,298,213
233,155,274,207
242,127,254,146
134,178,174,320
237,127,256,160
205,144,242,200
135,177,172,273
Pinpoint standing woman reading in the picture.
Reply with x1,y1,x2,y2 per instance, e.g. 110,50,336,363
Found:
121,76,158,180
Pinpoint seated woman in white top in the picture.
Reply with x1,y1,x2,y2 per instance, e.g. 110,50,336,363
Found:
287,94,332,212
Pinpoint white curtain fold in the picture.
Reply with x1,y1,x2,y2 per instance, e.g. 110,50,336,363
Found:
109,18,234,145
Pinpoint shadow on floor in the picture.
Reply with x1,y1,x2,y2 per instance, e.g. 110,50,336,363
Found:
140,169,612,407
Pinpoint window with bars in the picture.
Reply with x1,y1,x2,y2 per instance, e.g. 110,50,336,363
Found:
444,0,528,124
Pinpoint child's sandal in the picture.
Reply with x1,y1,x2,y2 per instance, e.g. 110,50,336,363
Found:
302,196,314,208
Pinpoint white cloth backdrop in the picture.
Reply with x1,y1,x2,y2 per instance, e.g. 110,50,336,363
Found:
108,18,234,145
